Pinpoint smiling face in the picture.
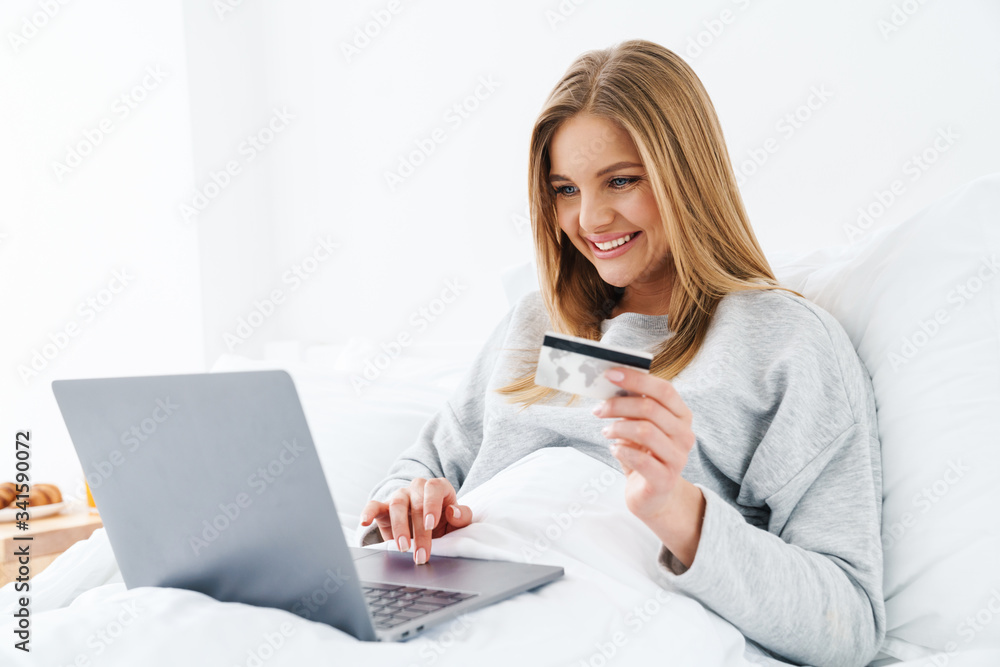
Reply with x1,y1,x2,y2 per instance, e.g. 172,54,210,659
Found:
548,114,673,315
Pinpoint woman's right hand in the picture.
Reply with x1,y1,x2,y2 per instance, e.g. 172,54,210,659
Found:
360,477,473,565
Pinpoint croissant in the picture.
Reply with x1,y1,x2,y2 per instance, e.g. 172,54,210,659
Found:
28,484,62,507
0,482,15,509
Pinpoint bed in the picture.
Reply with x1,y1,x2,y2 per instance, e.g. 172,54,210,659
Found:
2,174,998,666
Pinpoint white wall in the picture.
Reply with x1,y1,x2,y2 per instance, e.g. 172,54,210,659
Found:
2,0,998,501
0,1,203,500
190,0,1000,362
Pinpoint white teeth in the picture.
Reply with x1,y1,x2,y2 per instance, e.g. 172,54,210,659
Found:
595,233,633,251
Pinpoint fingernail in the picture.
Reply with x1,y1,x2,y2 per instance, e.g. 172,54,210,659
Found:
601,425,612,436
415,548,427,565
424,514,435,531
397,536,409,552
605,369,624,382
451,505,461,519
591,401,605,416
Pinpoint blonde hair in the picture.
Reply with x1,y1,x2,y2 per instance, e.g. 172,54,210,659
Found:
496,39,801,410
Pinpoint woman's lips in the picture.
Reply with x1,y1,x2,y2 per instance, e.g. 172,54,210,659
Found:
589,231,641,259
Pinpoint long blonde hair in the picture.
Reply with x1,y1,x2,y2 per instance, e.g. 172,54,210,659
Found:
496,39,801,410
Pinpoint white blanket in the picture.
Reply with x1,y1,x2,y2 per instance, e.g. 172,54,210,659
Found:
1,448,803,666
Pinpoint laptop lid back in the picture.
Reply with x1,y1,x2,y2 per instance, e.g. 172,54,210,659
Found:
52,369,376,640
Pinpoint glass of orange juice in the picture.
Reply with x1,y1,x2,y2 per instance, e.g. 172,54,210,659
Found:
85,480,97,511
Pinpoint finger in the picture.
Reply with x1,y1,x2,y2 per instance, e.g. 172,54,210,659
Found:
361,500,393,542
599,393,691,445
409,479,432,565
611,441,673,494
604,366,692,422
388,489,413,553
360,500,384,525
612,446,635,475
598,382,696,465
442,503,473,532
420,478,454,534
604,418,686,472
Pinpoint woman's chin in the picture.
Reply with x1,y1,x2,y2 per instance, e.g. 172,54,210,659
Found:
596,270,631,289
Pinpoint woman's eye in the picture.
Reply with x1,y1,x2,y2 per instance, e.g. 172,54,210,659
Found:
554,185,578,196
610,177,637,188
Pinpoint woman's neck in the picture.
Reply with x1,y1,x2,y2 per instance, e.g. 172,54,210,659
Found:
610,272,673,318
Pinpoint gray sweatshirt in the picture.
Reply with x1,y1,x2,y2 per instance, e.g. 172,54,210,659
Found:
359,288,885,667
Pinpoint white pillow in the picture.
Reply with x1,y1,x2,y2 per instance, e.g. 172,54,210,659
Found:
772,175,1000,661
500,174,1000,661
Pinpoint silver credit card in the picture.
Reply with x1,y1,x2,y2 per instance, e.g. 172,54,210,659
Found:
534,331,654,400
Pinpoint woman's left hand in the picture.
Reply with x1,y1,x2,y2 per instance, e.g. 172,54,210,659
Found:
592,366,697,523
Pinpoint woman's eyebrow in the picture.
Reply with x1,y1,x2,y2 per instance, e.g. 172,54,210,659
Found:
548,161,645,182
595,161,644,177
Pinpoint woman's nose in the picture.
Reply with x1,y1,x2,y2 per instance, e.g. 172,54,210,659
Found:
578,191,614,231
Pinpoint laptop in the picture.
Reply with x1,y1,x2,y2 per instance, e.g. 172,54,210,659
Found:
52,369,563,641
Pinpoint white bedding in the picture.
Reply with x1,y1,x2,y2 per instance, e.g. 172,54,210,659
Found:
3,447,793,667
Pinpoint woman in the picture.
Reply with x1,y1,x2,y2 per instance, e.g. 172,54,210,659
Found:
359,39,884,666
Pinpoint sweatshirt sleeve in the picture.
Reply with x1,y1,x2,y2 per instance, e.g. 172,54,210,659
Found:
656,421,886,666
357,302,516,546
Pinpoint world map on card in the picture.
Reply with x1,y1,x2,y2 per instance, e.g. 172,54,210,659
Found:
535,346,631,400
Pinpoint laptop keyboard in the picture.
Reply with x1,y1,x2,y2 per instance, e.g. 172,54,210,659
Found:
361,582,478,630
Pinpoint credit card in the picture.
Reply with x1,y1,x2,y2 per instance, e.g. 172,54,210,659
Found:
534,331,654,400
